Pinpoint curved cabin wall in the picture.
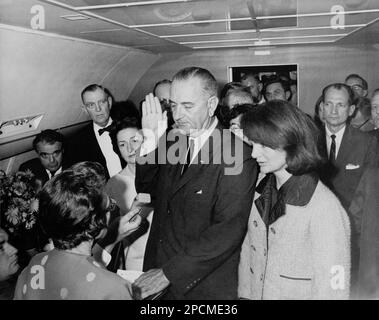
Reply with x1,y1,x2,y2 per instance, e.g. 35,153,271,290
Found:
0,25,158,173
129,44,379,116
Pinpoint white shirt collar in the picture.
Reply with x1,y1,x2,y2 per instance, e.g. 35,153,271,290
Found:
188,117,218,163
46,166,62,180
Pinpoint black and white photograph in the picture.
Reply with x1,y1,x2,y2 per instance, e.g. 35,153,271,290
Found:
1,0,379,306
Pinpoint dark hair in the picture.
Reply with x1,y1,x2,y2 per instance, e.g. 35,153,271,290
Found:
321,83,355,106
345,73,368,90
38,168,108,250
172,66,218,97
262,76,291,99
108,117,141,166
220,82,250,100
69,161,107,190
32,129,65,151
81,84,112,102
241,73,260,84
240,100,325,175
226,104,255,126
354,97,372,119
153,79,172,96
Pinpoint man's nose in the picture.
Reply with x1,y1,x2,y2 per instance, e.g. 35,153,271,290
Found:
48,155,56,163
172,106,183,121
251,145,260,159
331,104,338,113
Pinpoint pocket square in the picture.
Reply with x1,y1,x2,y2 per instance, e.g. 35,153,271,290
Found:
195,190,203,194
346,164,360,170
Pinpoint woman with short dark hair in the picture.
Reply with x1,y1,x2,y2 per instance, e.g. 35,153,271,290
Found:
14,165,141,300
238,100,351,299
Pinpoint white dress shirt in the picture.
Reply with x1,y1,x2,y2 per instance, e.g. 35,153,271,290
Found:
325,125,346,159
46,166,62,180
93,118,122,178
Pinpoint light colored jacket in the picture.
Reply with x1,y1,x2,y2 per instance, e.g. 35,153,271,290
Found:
238,181,351,300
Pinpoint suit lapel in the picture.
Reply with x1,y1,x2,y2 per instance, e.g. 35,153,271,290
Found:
336,125,353,166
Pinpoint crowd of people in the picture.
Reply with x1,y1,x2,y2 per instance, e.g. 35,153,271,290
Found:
1,67,379,300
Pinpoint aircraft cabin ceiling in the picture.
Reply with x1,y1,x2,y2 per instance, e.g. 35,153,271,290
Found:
1,0,379,53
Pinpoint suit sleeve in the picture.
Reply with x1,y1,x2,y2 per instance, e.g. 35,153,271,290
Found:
162,155,258,296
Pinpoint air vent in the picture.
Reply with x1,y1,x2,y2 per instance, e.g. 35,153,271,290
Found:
0,114,44,139
61,14,90,21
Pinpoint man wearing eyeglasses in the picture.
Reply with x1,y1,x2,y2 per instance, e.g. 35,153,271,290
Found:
19,129,67,186
345,73,368,99
67,84,122,179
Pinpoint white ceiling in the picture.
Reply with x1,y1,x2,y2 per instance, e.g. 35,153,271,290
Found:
1,0,379,52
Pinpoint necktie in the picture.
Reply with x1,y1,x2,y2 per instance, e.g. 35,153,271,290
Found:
329,134,336,162
98,125,111,136
181,137,194,175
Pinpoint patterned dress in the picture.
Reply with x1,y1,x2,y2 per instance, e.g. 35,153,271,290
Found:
13,249,133,300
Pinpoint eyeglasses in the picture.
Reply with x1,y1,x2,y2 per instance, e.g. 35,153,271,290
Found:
38,149,62,159
84,98,108,110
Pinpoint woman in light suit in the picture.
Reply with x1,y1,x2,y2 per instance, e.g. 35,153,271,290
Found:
238,100,351,300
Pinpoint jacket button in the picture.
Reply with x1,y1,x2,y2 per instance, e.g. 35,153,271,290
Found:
260,274,264,281
263,249,267,256
159,239,163,243
270,227,276,234
253,220,258,227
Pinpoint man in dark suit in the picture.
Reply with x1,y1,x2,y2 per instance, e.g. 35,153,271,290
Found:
19,129,67,187
319,83,378,211
132,67,258,300
319,83,379,294
67,84,122,179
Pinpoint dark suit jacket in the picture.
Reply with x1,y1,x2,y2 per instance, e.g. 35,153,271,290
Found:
19,158,68,186
136,124,258,299
66,123,113,178
349,168,379,299
320,125,379,211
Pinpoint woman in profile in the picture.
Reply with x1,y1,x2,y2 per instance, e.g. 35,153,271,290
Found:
14,163,141,300
238,100,351,300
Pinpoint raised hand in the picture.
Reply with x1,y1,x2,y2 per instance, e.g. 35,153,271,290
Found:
141,93,168,140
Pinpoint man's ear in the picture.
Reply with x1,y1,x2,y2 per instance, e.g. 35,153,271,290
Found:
208,96,219,117
258,82,263,92
108,96,113,109
285,90,291,101
349,104,356,117
363,90,368,98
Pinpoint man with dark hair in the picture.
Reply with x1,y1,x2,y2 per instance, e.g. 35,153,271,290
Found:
19,129,67,186
67,84,122,179
133,66,258,300
351,97,374,131
345,73,368,99
319,83,379,295
241,73,265,104
263,76,291,102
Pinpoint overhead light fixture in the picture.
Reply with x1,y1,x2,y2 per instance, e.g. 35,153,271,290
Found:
180,34,346,45
161,24,365,38
192,40,335,49
75,0,188,11
80,28,122,34
61,14,90,21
